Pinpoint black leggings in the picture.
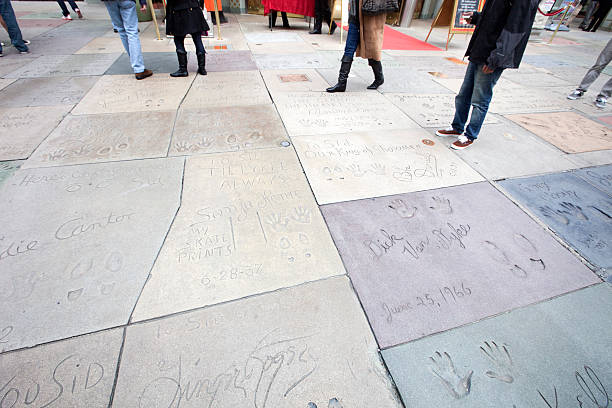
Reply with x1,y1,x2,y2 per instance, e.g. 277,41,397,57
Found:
174,33,205,54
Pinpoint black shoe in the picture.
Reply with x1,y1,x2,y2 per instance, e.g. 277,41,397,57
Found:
309,16,322,34
197,52,207,75
170,50,188,77
326,55,352,93
367,59,384,89
218,10,228,23
270,10,277,28
329,20,337,34
281,12,290,28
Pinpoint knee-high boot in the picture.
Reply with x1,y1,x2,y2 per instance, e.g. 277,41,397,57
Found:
197,52,207,75
367,59,384,89
309,16,323,34
326,55,352,93
170,50,188,77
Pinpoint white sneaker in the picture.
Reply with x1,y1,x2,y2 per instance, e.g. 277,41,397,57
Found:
595,97,607,109
567,89,584,100
62,15,72,20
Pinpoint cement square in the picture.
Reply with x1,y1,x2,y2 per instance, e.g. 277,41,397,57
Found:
361,68,453,94
0,78,15,91
450,120,579,180
24,111,175,168
72,74,194,115
0,56,38,76
206,50,258,72
0,105,70,161
499,172,612,269
292,129,484,204
131,149,346,321
24,34,98,56
75,36,126,54
274,92,419,136
181,70,271,108
244,31,304,42
0,76,99,107
0,158,183,351
574,164,612,195
261,69,330,93
506,112,612,153
254,53,336,70
503,71,573,87
105,52,189,75
249,41,316,54
0,160,21,187
488,88,569,114
170,106,288,155
115,277,402,408
522,54,582,69
566,149,612,167
382,284,612,407
321,182,599,347
6,54,120,78
0,329,123,405
386,93,500,128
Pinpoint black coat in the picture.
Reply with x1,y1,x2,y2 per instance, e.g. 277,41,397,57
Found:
465,0,538,70
166,0,210,36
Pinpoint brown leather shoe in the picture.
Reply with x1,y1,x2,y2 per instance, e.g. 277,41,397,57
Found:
135,69,153,80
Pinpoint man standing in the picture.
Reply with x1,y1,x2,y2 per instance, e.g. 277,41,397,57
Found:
435,0,539,150
567,38,612,109
309,0,337,34
0,0,29,56
103,0,152,80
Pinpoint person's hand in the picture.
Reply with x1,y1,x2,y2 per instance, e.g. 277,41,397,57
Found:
140,4,147,11
482,64,494,74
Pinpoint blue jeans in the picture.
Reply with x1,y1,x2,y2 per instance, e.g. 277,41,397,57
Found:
0,0,27,53
452,62,504,140
57,0,80,17
104,0,145,73
343,21,359,58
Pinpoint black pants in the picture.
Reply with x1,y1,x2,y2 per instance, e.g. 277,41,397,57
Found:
57,0,79,16
587,4,611,31
314,0,332,23
174,33,205,54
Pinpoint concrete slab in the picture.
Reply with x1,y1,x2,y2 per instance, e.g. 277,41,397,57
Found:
386,93,500,128
0,78,15,91
566,149,612,167
261,69,330,94
6,54,120,78
254,53,336,70
0,158,183,351
361,68,453,94
207,50,258,72
105,52,197,75
0,160,21,187
75,37,126,54
0,76,99,107
0,56,39,76
0,329,122,405
321,182,599,347
131,149,346,321
275,92,419,136
489,88,569,114
244,31,304,42
506,112,612,153
72,74,194,115
24,111,175,168
522,54,582,69
170,106,288,156
382,284,612,407
181,70,271,108
24,34,98,56
499,172,612,269
249,41,316,54
116,277,402,408
503,71,573,87
317,67,371,92
292,129,484,204
0,105,70,161
449,120,579,180
574,164,612,195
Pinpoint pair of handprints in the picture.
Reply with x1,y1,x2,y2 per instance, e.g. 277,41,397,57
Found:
429,341,514,399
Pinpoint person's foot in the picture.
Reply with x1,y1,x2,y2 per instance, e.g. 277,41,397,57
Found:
19,50,29,54
76,8,83,18
62,14,72,20
436,127,462,137
567,89,584,100
24,40,31,45
135,69,153,80
0,53,3,57
450,134,474,150
113,28,118,32
330,20,337,34
594,97,607,109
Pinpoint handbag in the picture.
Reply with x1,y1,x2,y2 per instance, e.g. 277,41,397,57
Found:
362,0,399,14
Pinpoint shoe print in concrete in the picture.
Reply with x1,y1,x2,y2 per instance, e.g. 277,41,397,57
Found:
292,129,483,204
499,171,612,270
182,70,271,108
115,277,402,408
382,284,611,407
0,158,183,351
321,182,599,347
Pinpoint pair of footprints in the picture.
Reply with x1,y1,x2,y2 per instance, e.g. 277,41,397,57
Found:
307,398,343,408
429,341,514,399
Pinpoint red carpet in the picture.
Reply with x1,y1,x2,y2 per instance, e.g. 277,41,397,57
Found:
342,25,441,51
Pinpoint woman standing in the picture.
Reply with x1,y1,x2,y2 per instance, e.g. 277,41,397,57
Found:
327,0,391,92
166,0,210,77
56,0,83,20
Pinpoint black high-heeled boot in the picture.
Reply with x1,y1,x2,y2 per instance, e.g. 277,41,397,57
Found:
170,50,188,77
326,55,352,93
309,16,322,34
367,59,384,89
197,52,207,75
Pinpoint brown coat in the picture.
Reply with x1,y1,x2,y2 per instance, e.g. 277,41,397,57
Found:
356,0,386,61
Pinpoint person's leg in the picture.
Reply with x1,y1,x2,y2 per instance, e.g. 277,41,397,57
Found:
66,0,79,11
597,77,612,99
281,11,289,28
191,32,205,54
105,1,129,53
464,64,504,140
0,0,27,52
450,62,477,134
171,35,188,77
327,22,358,92
580,0,597,28
118,0,145,73
578,38,612,92
343,21,359,57
173,35,186,52
56,0,70,16
309,0,323,33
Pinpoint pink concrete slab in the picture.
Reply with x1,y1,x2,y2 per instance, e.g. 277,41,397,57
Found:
597,115,612,126
507,112,612,153
17,19,67,28
321,182,599,348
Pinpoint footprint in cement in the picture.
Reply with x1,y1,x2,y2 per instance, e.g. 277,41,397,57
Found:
307,398,344,408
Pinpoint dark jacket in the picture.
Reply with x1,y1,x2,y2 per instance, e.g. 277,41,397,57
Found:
349,0,360,24
102,0,147,8
465,0,538,70
166,0,209,35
